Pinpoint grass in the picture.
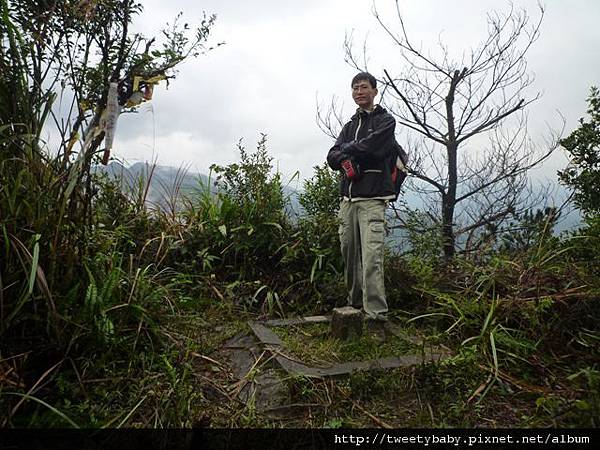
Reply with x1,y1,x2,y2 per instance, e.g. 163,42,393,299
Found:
270,322,426,366
7,293,594,429
2,111,598,429
3,0,600,430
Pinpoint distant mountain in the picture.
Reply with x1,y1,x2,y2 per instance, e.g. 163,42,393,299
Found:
95,161,209,209
95,163,581,237
96,162,302,215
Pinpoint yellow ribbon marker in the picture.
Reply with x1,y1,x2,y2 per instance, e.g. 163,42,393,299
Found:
144,74,166,84
132,75,143,92
128,74,167,105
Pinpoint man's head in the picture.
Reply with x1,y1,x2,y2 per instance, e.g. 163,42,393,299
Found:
351,72,378,111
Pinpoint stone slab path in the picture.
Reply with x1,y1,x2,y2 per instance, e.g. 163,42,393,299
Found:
216,315,452,417
247,316,450,378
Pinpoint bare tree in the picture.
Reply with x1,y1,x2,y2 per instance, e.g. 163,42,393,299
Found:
341,1,562,259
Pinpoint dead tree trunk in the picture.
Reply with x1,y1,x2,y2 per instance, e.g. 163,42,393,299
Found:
341,2,562,260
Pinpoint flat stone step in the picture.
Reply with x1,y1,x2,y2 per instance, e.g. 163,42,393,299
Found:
263,315,330,327
247,315,453,378
248,322,284,347
273,351,447,378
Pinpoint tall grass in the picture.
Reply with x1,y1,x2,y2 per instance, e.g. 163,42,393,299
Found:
2,0,598,427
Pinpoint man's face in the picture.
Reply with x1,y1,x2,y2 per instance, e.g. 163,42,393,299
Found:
352,79,377,110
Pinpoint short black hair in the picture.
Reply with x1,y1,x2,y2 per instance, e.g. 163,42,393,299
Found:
351,72,377,89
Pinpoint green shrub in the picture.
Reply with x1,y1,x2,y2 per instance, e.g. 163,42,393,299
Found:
559,86,600,217
175,135,289,281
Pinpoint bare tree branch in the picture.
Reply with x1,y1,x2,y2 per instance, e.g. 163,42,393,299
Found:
336,1,558,259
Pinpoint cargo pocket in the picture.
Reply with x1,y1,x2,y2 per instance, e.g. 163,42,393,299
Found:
338,202,350,241
367,219,384,244
338,220,347,239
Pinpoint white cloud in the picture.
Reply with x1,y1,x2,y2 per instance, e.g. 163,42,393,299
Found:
110,0,599,185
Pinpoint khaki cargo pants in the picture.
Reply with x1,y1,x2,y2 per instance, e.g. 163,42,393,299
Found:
338,199,388,319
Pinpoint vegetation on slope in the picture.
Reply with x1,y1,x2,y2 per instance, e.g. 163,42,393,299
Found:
1,0,599,429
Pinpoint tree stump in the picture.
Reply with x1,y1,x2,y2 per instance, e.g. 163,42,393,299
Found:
330,306,363,340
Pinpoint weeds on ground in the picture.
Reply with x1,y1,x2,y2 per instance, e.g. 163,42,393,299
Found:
272,322,423,366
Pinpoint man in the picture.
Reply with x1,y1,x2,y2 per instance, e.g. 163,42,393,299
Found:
327,72,397,322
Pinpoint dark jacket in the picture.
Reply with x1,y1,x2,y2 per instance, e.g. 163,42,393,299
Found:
327,105,397,200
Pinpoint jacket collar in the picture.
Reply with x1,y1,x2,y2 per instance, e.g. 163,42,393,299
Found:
351,104,385,120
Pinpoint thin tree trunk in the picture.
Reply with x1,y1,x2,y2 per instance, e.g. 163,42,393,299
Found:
443,70,461,260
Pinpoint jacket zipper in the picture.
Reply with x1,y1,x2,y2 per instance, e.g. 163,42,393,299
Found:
354,115,362,141
349,114,363,200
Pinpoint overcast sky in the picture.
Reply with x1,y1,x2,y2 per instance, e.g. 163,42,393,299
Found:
114,0,600,187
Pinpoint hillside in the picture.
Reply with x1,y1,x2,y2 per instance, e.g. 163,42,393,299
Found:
96,161,304,216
